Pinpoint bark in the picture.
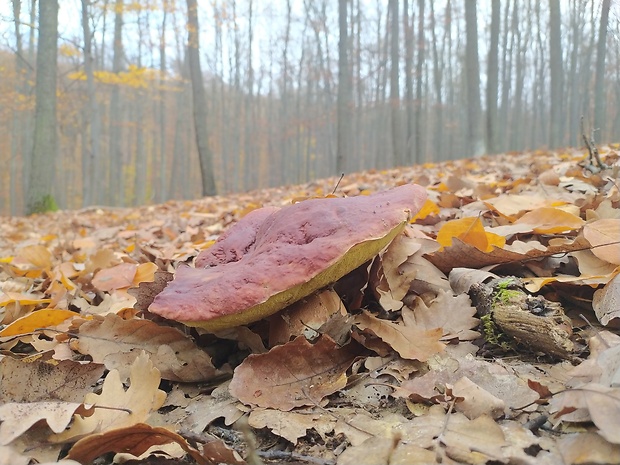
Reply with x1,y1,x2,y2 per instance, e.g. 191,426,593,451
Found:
186,0,217,196
414,0,425,163
108,0,124,205
81,0,102,206
158,1,168,202
593,0,611,137
464,0,483,157
486,0,500,154
429,0,443,160
549,0,564,147
26,0,59,214
403,0,414,163
388,0,404,166
337,0,352,174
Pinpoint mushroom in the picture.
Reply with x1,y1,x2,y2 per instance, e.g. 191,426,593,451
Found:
148,184,427,331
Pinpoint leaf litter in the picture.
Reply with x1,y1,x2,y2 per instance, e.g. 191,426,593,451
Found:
0,146,619,464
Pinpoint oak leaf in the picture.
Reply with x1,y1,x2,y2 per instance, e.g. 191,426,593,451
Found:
354,308,444,361
51,351,166,442
75,313,220,382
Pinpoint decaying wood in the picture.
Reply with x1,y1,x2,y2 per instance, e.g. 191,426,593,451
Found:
469,277,575,360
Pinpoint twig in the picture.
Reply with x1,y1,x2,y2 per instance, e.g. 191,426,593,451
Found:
580,116,607,171
256,450,336,465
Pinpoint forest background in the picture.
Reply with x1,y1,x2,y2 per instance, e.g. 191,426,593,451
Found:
0,0,618,216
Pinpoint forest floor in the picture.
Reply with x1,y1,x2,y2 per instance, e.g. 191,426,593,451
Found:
1,145,620,465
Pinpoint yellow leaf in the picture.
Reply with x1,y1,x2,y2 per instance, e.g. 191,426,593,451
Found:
0,292,51,307
18,245,52,269
436,217,505,252
133,262,158,286
410,198,440,222
0,309,79,337
514,207,585,234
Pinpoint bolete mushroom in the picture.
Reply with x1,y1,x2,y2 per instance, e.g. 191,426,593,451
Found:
148,184,427,331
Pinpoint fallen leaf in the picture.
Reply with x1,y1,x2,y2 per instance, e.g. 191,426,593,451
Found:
75,313,220,382
354,308,445,361
229,335,360,410
436,216,506,252
66,423,211,465
0,402,92,446
92,263,138,291
514,207,585,234
51,351,166,442
0,358,104,403
408,290,480,341
0,309,80,337
583,219,620,265
593,273,620,326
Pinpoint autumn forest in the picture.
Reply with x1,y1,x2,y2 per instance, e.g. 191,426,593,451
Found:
0,0,618,215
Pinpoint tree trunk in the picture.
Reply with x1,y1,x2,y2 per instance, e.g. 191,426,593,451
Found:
108,0,124,205
81,0,102,206
186,0,217,196
549,0,563,148
464,0,483,157
593,0,611,138
337,0,352,174
389,0,404,166
403,0,414,163
27,0,59,214
486,0,500,154
415,0,425,163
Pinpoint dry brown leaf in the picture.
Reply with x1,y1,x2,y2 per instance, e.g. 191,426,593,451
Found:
66,423,213,465
551,383,620,444
408,290,480,341
0,402,92,446
593,273,620,326
51,351,166,442
268,289,345,346
337,435,436,465
513,207,585,234
354,308,444,361
583,219,620,265
229,335,360,410
248,408,327,444
451,376,505,419
75,313,220,382
92,263,138,291
185,382,244,433
0,358,104,403
557,433,620,465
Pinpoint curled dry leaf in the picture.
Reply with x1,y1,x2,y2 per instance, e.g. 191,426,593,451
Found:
149,184,427,331
229,335,361,411
75,313,220,382
66,423,214,465
593,274,620,326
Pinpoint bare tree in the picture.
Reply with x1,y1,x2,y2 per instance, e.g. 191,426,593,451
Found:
549,0,563,147
389,0,404,165
464,0,483,156
186,0,216,196
337,0,352,173
414,0,425,163
486,0,500,154
108,0,124,205
27,0,59,214
81,0,102,206
594,0,611,138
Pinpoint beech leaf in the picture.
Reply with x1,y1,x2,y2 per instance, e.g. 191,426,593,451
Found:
149,184,426,330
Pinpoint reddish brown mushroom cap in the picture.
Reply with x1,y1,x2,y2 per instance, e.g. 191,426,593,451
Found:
148,184,427,331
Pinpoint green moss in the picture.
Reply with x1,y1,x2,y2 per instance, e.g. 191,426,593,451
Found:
27,195,58,215
480,313,514,351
